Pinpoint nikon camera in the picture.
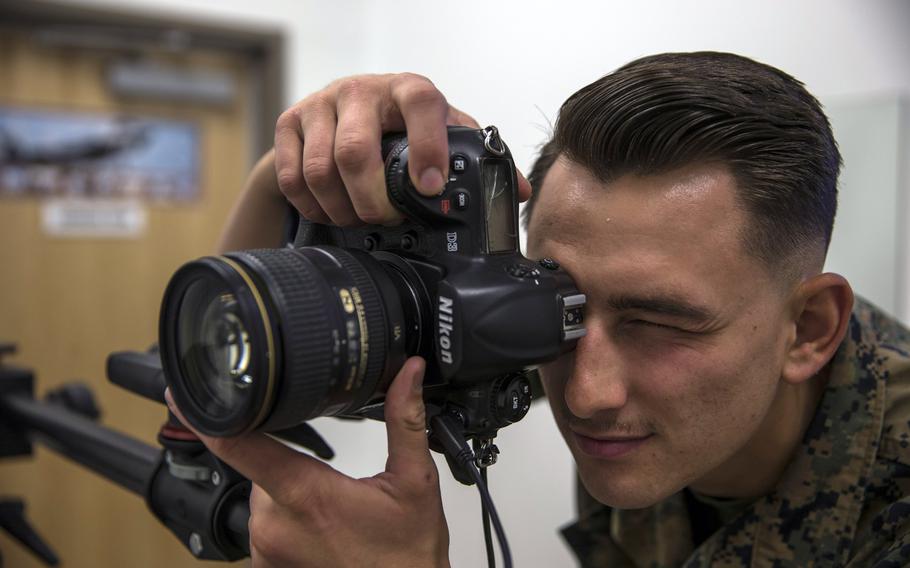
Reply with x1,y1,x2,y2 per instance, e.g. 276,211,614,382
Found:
159,126,586,442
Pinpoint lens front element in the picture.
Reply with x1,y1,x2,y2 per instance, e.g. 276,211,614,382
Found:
178,280,254,420
161,256,277,437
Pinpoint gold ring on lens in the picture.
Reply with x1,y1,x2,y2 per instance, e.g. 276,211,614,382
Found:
219,256,276,431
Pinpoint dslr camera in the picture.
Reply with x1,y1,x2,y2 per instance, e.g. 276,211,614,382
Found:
159,126,586,447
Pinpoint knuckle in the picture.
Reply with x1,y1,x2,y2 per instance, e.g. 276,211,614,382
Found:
301,154,335,189
275,167,303,198
333,135,373,172
398,80,446,110
403,465,440,501
418,466,439,490
391,72,433,90
275,107,301,132
335,75,377,102
400,404,427,434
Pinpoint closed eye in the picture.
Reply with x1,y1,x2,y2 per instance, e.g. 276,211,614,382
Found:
630,320,698,334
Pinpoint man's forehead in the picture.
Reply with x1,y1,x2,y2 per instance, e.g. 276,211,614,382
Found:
524,154,773,312
527,156,742,251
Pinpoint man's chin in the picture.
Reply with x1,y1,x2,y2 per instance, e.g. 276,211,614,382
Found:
575,461,677,510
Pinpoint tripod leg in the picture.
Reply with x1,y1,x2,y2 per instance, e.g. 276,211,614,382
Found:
0,499,59,566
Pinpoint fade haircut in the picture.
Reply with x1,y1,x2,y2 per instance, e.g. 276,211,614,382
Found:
521,52,842,274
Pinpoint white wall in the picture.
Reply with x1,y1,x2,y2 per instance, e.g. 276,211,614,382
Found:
61,0,910,170
825,96,908,322
53,0,910,566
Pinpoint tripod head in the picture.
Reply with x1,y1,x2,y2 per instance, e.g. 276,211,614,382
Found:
0,343,253,564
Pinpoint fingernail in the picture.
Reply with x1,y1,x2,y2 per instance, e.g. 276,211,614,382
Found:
419,167,445,194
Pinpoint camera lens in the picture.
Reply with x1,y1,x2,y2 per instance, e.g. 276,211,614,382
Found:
178,278,255,420
160,247,416,437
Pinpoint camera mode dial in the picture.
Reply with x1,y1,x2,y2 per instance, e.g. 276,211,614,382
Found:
491,374,532,425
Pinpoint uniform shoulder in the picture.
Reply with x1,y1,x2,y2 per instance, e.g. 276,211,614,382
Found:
854,298,910,463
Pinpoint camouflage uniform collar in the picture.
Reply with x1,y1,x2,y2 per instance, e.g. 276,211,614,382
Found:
561,299,887,567
737,299,887,566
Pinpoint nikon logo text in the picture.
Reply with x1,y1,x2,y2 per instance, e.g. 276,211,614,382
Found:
438,295,454,364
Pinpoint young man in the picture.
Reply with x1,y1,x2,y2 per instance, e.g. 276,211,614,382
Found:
168,52,910,566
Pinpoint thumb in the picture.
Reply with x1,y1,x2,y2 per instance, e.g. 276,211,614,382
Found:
384,356,434,479
517,169,532,202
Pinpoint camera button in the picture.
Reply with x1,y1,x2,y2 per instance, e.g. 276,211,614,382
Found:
538,257,560,270
507,264,526,277
507,263,538,278
453,191,470,210
451,154,468,173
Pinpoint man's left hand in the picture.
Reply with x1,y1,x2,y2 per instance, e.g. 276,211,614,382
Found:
165,356,450,568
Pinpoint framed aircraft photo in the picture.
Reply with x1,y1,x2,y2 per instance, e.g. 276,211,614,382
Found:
0,107,199,201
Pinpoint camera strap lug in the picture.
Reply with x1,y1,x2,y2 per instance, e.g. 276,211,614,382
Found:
473,437,500,469
482,125,506,156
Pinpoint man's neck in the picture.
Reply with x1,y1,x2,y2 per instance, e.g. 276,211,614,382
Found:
688,366,831,499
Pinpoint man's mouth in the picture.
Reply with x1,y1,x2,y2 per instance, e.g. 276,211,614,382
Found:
570,431,653,459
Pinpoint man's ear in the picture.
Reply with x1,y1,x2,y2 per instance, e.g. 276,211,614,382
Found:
781,273,854,385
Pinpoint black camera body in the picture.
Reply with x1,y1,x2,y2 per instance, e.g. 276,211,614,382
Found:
305,126,585,383
159,126,585,443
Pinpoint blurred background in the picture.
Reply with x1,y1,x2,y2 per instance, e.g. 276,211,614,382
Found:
0,0,907,566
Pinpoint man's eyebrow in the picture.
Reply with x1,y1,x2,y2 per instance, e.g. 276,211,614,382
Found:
606,295,717,323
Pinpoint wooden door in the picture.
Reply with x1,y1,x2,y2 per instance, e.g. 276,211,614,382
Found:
0,28,254,568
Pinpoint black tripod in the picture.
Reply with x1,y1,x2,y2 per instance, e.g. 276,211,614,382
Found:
0,343,267,565
0,342,516,567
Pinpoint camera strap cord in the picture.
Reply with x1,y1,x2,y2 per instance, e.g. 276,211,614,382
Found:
473,438,499,568
429,415,512,568
479,466,495,568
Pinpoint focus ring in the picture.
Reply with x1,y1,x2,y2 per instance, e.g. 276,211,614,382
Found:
329,248,389,412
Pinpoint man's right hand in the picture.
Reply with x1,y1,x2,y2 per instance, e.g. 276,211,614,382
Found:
273,73,531,226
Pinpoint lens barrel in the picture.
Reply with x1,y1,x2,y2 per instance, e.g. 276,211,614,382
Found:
160,246,411,437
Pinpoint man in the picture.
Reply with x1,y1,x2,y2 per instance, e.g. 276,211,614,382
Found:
167,52,910,566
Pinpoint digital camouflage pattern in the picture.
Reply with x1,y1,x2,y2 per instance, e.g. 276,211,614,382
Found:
561,297,910,567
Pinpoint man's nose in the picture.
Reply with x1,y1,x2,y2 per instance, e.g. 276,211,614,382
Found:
564,324,629,419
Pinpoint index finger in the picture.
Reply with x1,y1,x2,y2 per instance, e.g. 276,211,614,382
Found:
388,74,451,196
333,89,404,225
165,388,341,507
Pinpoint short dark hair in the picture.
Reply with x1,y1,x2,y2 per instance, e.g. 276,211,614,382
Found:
522,52,842,273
